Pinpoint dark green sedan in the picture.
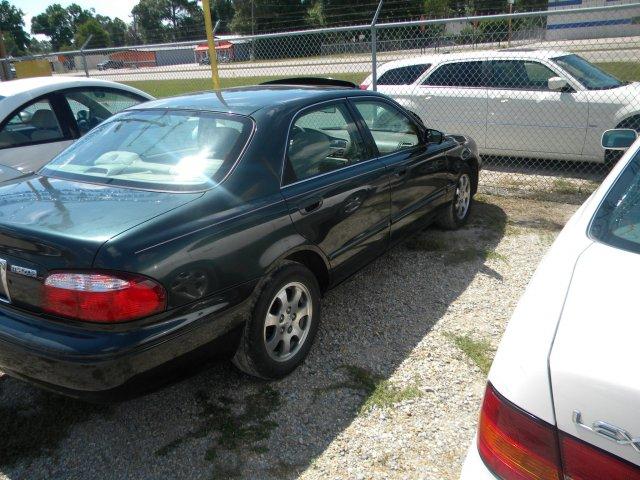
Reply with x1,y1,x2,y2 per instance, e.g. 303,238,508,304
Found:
0,82,480,399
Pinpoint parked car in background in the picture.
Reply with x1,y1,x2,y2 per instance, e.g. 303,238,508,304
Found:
364,50,640,164
96,60,125,71
0,77,153,172
461,128,640,479
0,82,480,399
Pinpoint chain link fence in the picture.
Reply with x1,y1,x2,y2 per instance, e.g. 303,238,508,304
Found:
6,2,640,199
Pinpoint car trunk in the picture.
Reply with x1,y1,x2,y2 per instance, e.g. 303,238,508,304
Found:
0,174,202,313
550,241,640,468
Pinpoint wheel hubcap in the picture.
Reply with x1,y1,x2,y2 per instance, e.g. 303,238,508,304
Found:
454,174,471,220
263,282,312,362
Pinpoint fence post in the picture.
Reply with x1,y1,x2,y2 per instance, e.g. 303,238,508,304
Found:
80,34,93,77
370,0,383,92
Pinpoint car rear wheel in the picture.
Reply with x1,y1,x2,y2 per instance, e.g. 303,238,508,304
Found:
232,262,321,379
436,168,474,230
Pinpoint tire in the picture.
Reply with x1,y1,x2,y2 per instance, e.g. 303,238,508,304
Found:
436,167,474,230
232,262,321,379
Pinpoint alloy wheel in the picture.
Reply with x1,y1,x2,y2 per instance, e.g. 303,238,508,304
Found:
263,282,313,362
455,173,471,220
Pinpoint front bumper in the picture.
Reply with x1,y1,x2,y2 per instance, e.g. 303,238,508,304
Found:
460,436,498,479
0,296,251,399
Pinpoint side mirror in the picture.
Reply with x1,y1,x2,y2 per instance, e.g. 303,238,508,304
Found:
602,128,638,151
426,129,444,144
548,76,569,92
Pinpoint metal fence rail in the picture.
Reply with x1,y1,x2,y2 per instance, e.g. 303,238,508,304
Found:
6,2,640,198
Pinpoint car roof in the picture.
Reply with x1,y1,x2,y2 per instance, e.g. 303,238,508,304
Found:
0,76,153,99
131,85,385,116
378,49,572,71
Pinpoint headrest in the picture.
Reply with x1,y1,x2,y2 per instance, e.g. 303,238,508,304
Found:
31,109,59,130
94,151,141,165
197,124,241,159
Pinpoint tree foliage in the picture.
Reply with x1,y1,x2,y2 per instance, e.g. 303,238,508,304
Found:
17,0,556,55
0,0,29,54
74,18,111,48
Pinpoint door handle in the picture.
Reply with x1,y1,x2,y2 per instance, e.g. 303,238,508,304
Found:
344,197,363,214
298,197,323,215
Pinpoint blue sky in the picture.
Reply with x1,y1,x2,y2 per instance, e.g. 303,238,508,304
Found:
16,0,137,31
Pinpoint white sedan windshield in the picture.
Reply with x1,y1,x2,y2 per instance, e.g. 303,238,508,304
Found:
554,54,623,90
41,110,252,191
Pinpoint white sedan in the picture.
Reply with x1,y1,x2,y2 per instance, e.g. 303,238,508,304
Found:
0,77,153,172
364,50,640,164
461,128,640,479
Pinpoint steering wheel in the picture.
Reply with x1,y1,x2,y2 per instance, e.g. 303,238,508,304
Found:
76,110,90,132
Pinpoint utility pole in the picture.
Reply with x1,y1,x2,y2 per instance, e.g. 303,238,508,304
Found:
251,0,255,60
507,0,514,46
0,32,9,81
370,0,384,91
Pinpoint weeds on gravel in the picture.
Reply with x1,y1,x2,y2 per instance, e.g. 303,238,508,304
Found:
313,365,422,415
155,385,281,476
447,333,494,375
0,390,110,468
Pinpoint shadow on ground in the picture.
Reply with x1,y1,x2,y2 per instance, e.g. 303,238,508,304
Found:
0,199,507,480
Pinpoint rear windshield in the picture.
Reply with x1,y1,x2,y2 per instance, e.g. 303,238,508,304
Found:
591,148,640,253
40,109,253,191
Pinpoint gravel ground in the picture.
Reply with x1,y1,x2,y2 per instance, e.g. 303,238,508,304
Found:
0,193,578,480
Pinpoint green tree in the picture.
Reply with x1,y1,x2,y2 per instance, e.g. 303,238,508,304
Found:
31,4,74,51
66,3,95,28
230,0,306,34
96,15,128,47
0,0,30,54
75,18,111,48
306,1,326,28
424,0,450,18
132,0,168,42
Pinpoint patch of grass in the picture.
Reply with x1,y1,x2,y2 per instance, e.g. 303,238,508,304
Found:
155,385,281,467
0,390,110,468
447,333,494,375
595,61,640,83
313,365,422,414
485,250,507,263
552,178,581,195
125,71,368,98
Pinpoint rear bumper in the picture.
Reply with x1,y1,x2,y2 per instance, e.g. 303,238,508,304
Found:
0,292,253,399
460,436,498,479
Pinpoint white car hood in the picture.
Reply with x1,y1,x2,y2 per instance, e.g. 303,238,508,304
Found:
551,240,640,467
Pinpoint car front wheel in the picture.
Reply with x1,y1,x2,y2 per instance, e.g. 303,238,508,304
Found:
436,168,474,230
232,262,321,379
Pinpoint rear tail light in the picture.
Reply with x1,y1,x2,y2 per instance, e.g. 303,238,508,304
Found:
359,83,369,90
43,271,166,323
478,383,562,480
478,383,640,480
560,433,640,480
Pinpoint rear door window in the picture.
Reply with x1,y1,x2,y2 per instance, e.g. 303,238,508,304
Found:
0,98,65,148
423,61,486,87
378,64,431,85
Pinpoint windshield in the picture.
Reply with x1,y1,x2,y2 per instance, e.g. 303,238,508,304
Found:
41,109,253,191
553,54,623,90
591,148,640,253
